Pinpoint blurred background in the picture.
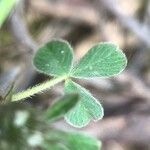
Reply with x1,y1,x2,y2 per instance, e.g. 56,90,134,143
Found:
0,0,150,150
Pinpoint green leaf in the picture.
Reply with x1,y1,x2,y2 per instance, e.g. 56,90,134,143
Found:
64,80,104,128
45,129,101,150
33,39,73,77
44,94,79,122
0,0,17,28
71,42,127,78
44,144,69,150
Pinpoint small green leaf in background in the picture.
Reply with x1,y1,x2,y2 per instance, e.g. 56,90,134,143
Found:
71,42,127,78
44,129,101,150
0,0,17,28
45,144,68,150
44,93,79,122
33,40,73,77
65,80,104,128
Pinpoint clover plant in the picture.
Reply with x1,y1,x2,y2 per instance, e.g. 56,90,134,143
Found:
0,94,102,150
12,39,127,128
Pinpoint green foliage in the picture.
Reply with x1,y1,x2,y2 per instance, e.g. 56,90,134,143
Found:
0,101,100,150
71,42,127,78
65,80,103,127
44,93,79,122
0,0,17,28
33,39,127,127
0,103,44,150
44,129,101,150
33,40,73,76
1,39,127,149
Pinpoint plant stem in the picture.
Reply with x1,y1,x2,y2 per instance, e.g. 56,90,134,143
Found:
12,76,67,102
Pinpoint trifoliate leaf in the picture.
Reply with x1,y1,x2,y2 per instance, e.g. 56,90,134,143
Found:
33,39,73,77
71,42,127,78
64,80,104,128
44,94,79,122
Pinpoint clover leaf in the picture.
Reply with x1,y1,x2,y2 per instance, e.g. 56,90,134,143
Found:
33,39,73,77
31,39,127,127
65,80,104,127
71,42,127,78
